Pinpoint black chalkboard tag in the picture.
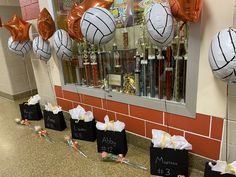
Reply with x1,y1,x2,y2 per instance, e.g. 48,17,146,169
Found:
70,118,96,141
96,129,128,156
204,162,235,177
19,102,43,120
150,143,189,177
43,110,66,131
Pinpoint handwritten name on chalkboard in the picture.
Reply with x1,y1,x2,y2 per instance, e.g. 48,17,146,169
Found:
46,116,56,123
102,137,117,147
101,146,113,152
77,128,87,132
23,109,33,118
156,168,171,176
155,156,178,166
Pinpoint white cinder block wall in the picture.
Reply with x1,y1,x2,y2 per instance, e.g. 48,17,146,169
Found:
0,5,36,97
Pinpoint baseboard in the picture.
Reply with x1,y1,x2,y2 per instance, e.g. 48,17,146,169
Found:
0,89,38,100
62,111,208,172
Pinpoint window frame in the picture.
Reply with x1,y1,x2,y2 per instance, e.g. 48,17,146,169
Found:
48,0,201,118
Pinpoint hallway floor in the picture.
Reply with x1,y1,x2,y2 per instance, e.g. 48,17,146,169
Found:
0,97,203,177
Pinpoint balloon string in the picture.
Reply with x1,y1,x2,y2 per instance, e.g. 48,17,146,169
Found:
226,82,229,162
46,62,57,103
23,57,33,96
173,22,181,101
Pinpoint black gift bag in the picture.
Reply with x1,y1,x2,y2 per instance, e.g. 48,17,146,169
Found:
204,162,235,177
19,102,43,120
96,129,128,156
43,110,67,131
150,143,189,177
70,119,96,141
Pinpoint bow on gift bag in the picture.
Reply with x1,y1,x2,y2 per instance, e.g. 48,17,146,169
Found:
209,161,236,175
152,130,192,150
96,115,125,132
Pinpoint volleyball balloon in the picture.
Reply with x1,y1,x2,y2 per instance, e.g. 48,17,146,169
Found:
8,37,31,57
80,7,116,45
33,36,51,62
145,2,174,48
209,28,236,82
53,29,73,60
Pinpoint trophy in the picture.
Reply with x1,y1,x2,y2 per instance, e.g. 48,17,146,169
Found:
90,45,98,87
108,44,123,92
123,74,135,95
134,52,141,96
76,44,84,85
113,44,122,73
98,47,104,82
137,21,149,97
148,46,156,98
83,48,91,86
121,13,129,49
156,48,165,99
173,22,188,102
165,46,173,100
140,52,148,96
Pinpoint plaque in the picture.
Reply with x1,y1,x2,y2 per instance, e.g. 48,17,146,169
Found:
108,74,122,87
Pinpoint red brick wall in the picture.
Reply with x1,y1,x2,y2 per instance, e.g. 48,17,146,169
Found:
19,0,40,20
55,85,224,160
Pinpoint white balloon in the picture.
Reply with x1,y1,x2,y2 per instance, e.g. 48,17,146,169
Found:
8,37,31,57
33,36,51,62
80,7,116,45
53,29,72,60
145,2,174,48
209,28,236,82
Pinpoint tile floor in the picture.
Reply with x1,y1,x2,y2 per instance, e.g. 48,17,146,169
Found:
0,97,203,177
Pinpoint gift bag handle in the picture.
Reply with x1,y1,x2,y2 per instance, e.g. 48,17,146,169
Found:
105,121,115,131
161,133,176,150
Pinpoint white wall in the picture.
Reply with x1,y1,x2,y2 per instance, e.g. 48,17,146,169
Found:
196,0,235,118
0,6,36,96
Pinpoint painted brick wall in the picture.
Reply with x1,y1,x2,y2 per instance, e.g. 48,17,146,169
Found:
19,0,40,20
55,85,224,160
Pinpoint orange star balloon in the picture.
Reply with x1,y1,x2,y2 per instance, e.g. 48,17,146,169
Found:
67,0,114,42
169,0,203,23
3,15,31,41
38,8,56,40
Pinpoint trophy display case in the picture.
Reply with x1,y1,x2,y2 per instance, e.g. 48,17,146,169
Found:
54,0,191,106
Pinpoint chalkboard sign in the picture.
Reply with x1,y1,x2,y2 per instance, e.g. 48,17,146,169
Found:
150,144,189,177
96,129,128,156
43,110,66,131
19,102,43,120
204,162,235,177
70,119,96,142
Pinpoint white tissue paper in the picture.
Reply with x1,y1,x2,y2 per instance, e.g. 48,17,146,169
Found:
45,103,62,114
69,105,94,122
27,94,41,105
209,160,236,175
96,115,125,132
152,129,192,150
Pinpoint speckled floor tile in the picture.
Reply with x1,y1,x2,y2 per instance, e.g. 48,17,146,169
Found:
0,97,204,177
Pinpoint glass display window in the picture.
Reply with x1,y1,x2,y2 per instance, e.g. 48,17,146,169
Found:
51,0,201,118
